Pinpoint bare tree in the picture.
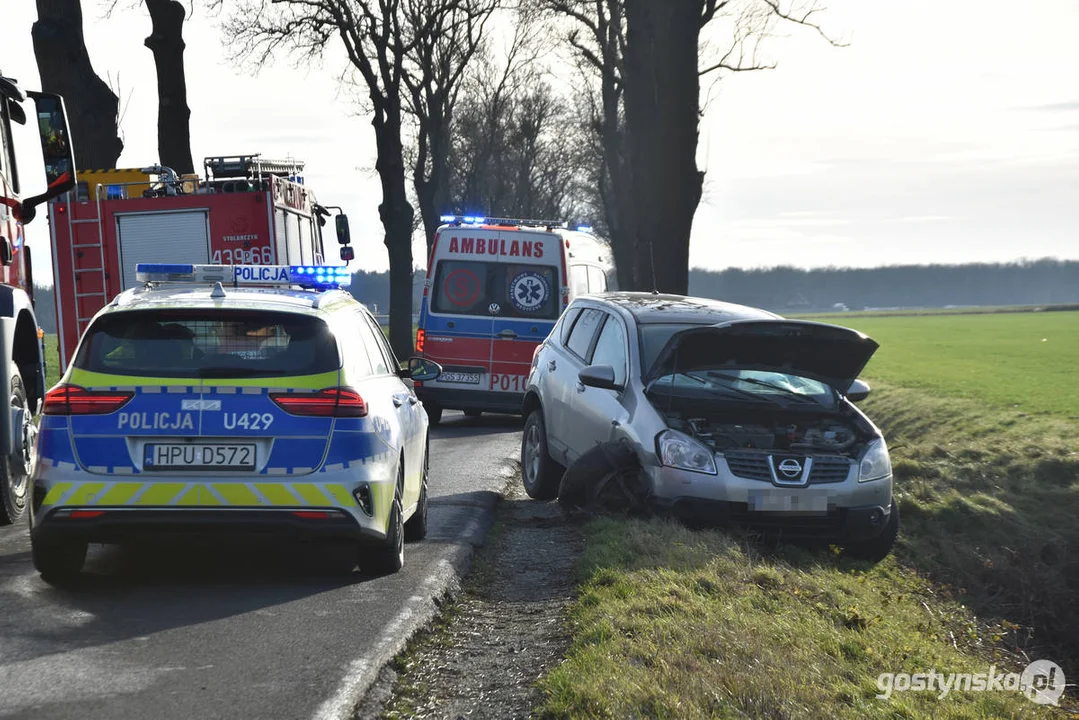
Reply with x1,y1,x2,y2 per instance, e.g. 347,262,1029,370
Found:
402,0,498,259
215,0,418,359
538,0,841,293
144,0,194,174
32,0,124,169
446,20,594,223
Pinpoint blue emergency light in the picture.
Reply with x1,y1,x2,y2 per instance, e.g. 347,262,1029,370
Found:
576,225,593,233
134,263,352,289
439,214,486,225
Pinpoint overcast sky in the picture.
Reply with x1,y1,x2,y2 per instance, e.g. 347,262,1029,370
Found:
5,0,1079,281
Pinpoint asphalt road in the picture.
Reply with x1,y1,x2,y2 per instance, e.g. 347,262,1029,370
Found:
0,411,523,720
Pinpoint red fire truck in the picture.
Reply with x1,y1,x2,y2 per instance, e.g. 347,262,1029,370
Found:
46,154,355,369
0,72,78,524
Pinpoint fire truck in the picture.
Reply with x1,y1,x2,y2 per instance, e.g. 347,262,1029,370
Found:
0,72,78,524
47,154,355,369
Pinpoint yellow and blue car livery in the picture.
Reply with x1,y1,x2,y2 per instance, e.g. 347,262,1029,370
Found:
30,263,435,576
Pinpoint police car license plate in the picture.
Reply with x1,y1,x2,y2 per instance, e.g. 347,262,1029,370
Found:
144,443,256,471
440,371,482,385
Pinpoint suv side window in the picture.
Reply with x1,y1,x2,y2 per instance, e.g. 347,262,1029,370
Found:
590,315,627,386
565,308,603,360
558,307,583,345
354,311,391,375
360,310,399,370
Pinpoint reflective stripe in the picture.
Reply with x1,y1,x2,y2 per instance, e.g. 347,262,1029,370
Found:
42,482,74,505
174,485,201,506
97,482,142,505
211,484,260,506
66,482,106,505
254,483,299,506
324,484,355,507
136,482,187,505
292,484,332,506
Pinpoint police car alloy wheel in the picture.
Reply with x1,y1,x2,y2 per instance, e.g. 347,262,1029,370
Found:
365,467,405,575
404,442,429,542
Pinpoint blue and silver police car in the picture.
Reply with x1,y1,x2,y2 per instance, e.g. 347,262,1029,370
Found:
30,263,441,581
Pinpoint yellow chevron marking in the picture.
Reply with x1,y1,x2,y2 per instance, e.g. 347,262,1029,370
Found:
292,484,332,506
136,483,186,505
175,486,201,506
324,484,355,507
98,482,143,505
66,482,106,506
42,482,74,505
254,484,299,506
212,484,260,506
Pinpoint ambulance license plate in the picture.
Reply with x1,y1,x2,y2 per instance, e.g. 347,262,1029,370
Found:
144,443,256,471
440,371,482,385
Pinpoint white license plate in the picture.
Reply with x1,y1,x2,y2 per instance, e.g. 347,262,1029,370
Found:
748,490,829,513
440,371,482,385
144,443,256,471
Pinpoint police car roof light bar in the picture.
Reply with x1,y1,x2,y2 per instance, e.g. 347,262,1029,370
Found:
134,263,351,289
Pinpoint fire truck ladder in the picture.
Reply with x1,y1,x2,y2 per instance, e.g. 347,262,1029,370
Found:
67,185,111,335
203,154,305,183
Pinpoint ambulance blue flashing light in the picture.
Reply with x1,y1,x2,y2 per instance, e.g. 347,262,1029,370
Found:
439,214,486,225
134,263,351,289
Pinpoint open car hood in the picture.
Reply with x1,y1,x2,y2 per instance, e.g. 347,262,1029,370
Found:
645,319,879,394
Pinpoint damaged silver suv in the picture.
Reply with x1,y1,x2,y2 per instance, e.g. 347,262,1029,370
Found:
520,293,898,561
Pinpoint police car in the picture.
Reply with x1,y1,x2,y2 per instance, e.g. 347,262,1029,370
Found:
29,263,442,581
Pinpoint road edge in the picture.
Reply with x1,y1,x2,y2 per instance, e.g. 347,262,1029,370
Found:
311,467,514,720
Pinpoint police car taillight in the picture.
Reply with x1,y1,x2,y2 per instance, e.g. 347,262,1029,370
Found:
269,387,368,418
43,385,135,415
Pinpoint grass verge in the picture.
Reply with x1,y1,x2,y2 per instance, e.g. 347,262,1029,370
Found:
537,381,1077,718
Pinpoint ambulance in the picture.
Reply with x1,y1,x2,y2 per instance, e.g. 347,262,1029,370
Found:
414,215,614,423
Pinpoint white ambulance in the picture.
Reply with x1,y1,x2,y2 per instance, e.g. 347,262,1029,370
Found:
414,215,615,423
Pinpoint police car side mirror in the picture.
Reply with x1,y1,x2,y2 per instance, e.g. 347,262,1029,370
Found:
335,214,351,245
406,356,442,382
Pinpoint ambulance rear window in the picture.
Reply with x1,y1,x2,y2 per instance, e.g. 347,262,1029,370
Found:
431,261,559,319
74,309,340,379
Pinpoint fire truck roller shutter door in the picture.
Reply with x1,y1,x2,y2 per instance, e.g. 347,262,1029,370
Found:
117,211,211,290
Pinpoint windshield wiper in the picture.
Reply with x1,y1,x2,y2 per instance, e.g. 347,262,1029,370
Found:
704,371,826,406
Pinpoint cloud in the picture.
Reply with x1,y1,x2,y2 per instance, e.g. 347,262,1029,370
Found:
883,215,953,224
1027,100,1079,112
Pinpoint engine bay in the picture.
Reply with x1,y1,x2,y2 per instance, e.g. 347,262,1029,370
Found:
662,409,870,456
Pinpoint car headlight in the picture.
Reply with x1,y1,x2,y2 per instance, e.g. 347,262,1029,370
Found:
657,430,717,475
859,438,892,482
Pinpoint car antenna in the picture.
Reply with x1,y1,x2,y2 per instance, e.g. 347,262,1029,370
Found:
648,238,659,295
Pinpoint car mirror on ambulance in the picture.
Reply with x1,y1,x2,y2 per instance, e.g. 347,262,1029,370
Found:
407,356,442,382
579,364,622,392
340,246,355,262
335,214,351,245
846,378,871,402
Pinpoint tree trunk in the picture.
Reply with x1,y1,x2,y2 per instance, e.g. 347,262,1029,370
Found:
374,105,416,361
623,0,703,294
32,0,124,169
144,0,194,175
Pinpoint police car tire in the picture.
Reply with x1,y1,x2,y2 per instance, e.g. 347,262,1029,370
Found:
365,478,405,575
32,539,87,582
521,410,562,500
404,443,429,542
0,374,32,525
425,404,443,426
842,499,900,563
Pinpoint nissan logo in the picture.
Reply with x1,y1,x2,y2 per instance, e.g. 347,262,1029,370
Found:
778,458,803,478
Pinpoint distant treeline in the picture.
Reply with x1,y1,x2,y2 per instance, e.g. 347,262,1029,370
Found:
687,259,1079,311
31,259,1079,335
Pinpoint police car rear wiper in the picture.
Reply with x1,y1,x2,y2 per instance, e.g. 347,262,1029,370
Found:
196,367,287,378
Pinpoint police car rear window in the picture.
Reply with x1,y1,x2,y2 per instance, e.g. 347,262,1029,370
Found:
74,310,340,378
431,260,559,319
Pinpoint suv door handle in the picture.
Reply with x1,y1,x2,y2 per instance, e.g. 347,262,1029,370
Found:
498,329,518,339
408,395,418,405
547,360,557,372
393,394,406,407
575,381,586,393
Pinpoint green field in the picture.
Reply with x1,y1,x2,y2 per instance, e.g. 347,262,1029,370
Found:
804,311,1079,417
540,309,1079,718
